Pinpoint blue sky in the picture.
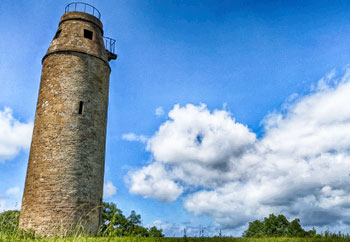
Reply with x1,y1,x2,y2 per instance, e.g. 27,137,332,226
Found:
1,0,350,237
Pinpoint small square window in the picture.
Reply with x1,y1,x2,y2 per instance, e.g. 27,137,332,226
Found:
54,30,61,39
84,29,93,40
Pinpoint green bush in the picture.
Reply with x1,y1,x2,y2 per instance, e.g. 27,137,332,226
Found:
0,210,20,234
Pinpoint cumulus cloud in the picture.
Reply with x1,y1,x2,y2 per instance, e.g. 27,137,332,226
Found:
146,104,256,188
0,107,33,162
103,181,117,198
122,133,148,143
127,163,183,202
127,70,350,230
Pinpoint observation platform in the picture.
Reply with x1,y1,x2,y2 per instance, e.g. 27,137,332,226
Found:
65,2,117,56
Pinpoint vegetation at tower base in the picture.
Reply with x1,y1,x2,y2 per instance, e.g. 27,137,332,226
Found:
0,210,19,234
99,202,164,237
243,214,316,238
0,210,35,239
0,203,163,239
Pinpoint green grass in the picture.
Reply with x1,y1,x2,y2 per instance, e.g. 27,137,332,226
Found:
1,235,350,242
2,211,350,241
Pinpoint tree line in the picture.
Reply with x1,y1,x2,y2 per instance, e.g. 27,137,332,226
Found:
243,213,350,238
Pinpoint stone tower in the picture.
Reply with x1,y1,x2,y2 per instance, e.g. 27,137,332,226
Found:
19,3,116,237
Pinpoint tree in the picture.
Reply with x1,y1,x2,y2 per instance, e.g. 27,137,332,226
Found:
100,202,128,236
243,220,265,237
243,213,316,238
262,214,289,236
149,226,164,237
99,202,163,237
127,210,141,234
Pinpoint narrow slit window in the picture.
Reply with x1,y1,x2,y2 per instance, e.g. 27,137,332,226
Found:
54,29,61,39
84,29,93,40
78,101,84,114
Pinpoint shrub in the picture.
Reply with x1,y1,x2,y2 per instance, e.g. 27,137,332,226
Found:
0,210,20,234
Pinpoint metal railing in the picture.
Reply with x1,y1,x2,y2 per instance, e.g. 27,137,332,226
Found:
65,2,101,19
103,37,116,54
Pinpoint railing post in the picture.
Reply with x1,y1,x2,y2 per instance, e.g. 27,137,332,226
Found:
64,3,101,19
102,37,116,54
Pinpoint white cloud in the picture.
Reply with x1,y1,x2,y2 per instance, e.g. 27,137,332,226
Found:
122,132,148,143
1,186,22,212
127,70,350,230
155,106,165,117
0,198,21,212
0,107,33,162
0,199,6,212
5,187,20,196
145,104,256,188
103,181,117,198
127,163,183,202
151,220,184,236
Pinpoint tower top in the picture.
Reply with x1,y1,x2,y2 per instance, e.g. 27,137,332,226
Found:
62,2,116,56
43,2,117,63
65,2,101,19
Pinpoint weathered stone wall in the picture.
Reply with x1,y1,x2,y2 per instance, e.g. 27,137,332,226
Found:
19,11,113,237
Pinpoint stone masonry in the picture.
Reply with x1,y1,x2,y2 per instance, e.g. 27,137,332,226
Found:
19,9,116,237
